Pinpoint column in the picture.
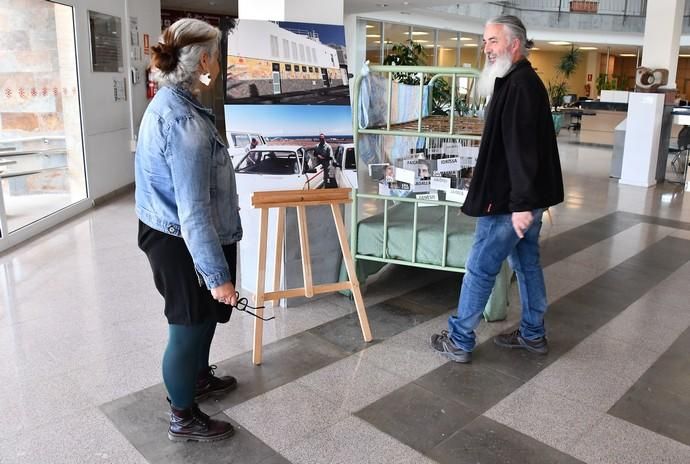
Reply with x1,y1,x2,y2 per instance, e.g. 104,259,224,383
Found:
640,0,684,89
620,0,684,188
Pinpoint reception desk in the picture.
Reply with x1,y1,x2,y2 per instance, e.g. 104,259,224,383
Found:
580,109,628,145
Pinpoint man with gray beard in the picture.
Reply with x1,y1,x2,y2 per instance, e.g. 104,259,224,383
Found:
431,15,564,363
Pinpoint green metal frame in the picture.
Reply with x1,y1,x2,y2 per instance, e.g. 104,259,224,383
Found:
350,64,481,274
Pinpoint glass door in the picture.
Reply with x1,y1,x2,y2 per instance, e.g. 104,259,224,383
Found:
0,0,87,240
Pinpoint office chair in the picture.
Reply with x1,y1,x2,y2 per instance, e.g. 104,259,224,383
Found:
670,126,690,177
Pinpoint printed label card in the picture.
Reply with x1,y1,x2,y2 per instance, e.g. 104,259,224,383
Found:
446,188,468,203
430,176,452,191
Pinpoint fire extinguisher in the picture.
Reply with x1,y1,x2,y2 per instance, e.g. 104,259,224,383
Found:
146,70,157,99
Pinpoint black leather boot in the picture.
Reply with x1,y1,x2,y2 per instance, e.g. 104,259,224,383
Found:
194,365,238,401
168,403,234,442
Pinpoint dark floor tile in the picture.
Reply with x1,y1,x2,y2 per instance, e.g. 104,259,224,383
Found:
428,416,586,464
355,383,478,454
101,386,278,464
562,283,633,313
198,332,348,415
609,382,690,447
636,214,690,231
628,328,690,400
608,327,690,447
398,276,461,310
540,212,640,267
258,453,292,464
546,294,621,333
308,301,432,353
414,362,524,414
472,341,553,382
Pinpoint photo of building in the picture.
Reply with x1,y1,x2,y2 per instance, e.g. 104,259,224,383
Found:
226,20,349,104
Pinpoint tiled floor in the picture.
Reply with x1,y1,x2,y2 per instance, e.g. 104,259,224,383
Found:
2,137,690,463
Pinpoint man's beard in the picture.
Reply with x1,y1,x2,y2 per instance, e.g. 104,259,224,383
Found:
477,53,513,98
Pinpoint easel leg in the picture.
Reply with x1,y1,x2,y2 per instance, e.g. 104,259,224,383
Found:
272,207,285,306
253,207,269,365
296,205,314,298
330,204,373,342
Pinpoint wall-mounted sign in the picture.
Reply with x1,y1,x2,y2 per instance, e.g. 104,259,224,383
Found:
88,11,123,72
143,33,150,55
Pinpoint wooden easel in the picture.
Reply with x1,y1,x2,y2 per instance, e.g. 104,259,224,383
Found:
251,188,373,365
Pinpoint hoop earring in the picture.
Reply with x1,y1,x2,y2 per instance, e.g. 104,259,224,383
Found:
199,72,211,86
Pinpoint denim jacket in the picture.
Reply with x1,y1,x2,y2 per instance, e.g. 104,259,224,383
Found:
135,86,243,289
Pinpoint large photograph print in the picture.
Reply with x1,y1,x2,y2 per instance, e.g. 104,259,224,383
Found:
226,19,349,105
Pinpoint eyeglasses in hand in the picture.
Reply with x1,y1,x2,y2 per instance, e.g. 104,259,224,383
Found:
232,292,274,321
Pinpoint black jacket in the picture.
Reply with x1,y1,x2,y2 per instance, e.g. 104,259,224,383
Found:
461,59,564,217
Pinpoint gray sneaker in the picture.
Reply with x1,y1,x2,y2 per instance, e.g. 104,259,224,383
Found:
430,330,472,363
493,329,548,355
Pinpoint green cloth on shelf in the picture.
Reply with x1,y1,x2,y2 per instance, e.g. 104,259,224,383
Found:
352,202,510,322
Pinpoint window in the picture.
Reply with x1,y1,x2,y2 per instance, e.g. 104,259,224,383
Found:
365,21,382,64
1,0,87,238
236,151,303,175
299,44,305,62
309,66,314,72
437,30,459,67
295,64,301,72
270,35,279,57
285,64,292,71
282,38,290,59
302,65,307,72
410,26,434,65
232,134,249,148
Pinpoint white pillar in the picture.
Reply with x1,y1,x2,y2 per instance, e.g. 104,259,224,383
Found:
641,0,684,88
620,93,666,187
584,51,599,99
238,0,343,25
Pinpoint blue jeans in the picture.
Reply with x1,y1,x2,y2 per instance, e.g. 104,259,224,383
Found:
448,210,548,352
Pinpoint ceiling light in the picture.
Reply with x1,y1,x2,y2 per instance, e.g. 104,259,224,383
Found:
460,37,473,41
548,41,571,46
408,31,429,36
366,34,380,38
579,46,598,50
366,25,375,29
531,47,540,50
619,53,636,57
464,43,478,47
415,39,430,43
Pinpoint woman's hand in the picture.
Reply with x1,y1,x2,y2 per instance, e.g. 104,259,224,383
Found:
211,281,237,306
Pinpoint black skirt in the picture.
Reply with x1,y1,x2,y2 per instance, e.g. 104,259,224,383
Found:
138,221,237,325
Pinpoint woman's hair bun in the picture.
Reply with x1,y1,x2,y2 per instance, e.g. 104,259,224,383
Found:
150,41,178,73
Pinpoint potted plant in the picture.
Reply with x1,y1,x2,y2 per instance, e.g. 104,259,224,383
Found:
549,46,581,133
383,40,427,85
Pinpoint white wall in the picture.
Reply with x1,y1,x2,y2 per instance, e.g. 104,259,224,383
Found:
238,0,344,25
71,0,160,200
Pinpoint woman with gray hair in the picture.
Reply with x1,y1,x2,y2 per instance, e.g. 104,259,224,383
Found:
135,18,242,442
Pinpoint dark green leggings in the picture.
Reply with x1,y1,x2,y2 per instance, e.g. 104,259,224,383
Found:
163,320,217,409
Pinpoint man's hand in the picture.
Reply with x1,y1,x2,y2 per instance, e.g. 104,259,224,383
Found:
211,281,237,306
512,211,534,239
